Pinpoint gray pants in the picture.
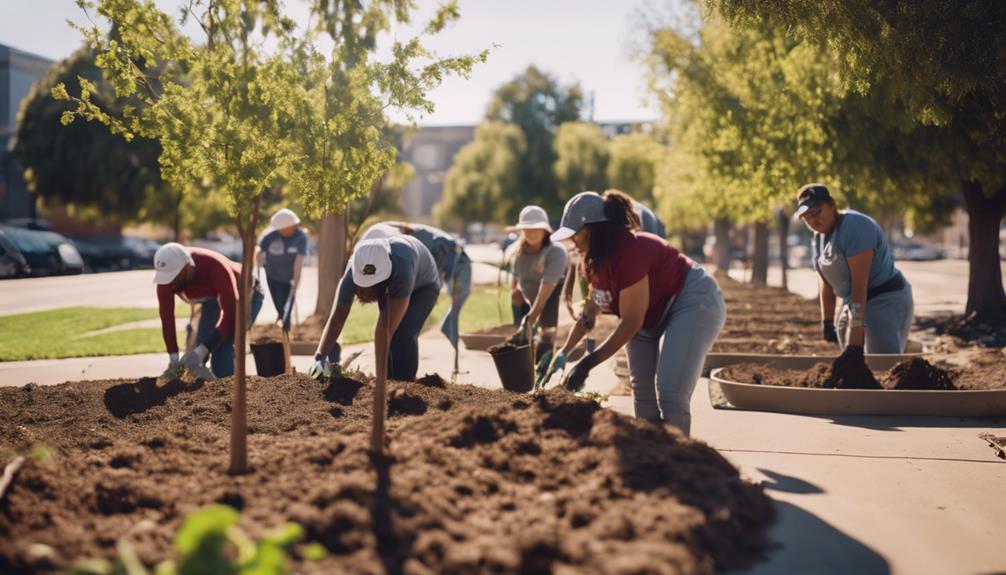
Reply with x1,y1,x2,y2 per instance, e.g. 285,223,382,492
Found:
625,265,726,436
836,282,914,354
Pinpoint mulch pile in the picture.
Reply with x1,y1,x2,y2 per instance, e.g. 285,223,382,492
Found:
0,374,775,574
914,311,1006,351
719,352,1006,391
713,274,837,355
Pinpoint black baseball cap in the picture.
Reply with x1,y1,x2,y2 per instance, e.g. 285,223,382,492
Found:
795,184,833,216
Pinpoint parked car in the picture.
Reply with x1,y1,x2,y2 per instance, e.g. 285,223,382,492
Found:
71,236,142,272
0,229,31,278
122,236,162,268
893,242,944,261
0,225,84,276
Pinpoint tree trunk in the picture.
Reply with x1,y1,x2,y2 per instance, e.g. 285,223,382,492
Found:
750,221,769,286
314,212,348,319
776,208,790,290
713,218,732,272
963,181,1006,324
230,194,260,475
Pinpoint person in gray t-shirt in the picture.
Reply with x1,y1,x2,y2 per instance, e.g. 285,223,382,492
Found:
361,221,472,348
309,235,441,381
634,201,667,239
798,184,913,361
506,206,568,352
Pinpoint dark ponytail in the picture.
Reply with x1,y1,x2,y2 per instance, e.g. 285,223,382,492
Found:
585,190,640,276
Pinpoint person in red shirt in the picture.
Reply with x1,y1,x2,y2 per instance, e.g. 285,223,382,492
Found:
547,191,726,436
154,243,263,379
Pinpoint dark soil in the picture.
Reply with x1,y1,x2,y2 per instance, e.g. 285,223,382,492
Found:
0,375,775,574
712,275,838,355
914,312,1006,351
487,340,527,355
719,354,1006,391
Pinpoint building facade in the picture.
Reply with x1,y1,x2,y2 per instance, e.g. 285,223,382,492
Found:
396,125,475,221
0,44,53,221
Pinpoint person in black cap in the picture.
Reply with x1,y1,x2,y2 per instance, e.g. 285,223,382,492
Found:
796,183,914,369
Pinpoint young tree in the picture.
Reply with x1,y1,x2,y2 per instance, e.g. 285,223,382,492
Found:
711,0,1006,324
553,122,610,201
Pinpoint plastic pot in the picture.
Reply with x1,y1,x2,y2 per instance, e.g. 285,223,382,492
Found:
490,342,535,393
251,341,286,377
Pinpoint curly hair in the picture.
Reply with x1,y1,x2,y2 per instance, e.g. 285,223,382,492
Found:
584,190,640,277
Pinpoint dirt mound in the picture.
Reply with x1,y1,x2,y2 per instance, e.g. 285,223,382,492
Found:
720,356,1005,391
885,357,955,390
250,313,328,344
0,375,775,574
915,312,1006,350
711,275,839,354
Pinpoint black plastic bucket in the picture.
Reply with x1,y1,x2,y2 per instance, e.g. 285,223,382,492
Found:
251,341,285,377
490,342,534,393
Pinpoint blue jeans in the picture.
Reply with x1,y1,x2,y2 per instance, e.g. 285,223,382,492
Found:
625,265,726,436
196,286,264,378
267,276,294,331
439,252,473,348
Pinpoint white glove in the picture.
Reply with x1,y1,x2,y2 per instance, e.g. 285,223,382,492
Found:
161,352,182,379
181,344,209,370
308,353,340,380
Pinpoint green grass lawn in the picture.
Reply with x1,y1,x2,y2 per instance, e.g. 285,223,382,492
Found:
0,286,512,362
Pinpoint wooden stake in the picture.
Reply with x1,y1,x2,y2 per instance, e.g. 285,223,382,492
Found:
371,318,389,454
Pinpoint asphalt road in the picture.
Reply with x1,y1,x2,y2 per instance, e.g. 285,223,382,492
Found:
0,252,983,318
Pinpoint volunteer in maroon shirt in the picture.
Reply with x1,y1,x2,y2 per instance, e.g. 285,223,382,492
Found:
547,191,726,436
154,243,263,379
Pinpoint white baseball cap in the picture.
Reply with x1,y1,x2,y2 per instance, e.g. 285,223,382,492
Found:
153,242,194,285
352,238,393,288
270,208,301,229
551,192,607,242
506,205,553,233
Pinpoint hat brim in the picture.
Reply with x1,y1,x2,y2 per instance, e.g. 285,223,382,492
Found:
153,266,182,285
505,222,553,233
550,227,577,242
795,202,817,217
353,268,391,288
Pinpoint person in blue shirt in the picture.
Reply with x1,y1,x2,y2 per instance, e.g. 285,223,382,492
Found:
797,184,914,367
255,208,308,332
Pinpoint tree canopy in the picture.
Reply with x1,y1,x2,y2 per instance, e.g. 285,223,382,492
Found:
485,65,584,215
553,122,609,201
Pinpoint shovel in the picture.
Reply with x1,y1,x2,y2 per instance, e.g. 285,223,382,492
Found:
279,288,294,375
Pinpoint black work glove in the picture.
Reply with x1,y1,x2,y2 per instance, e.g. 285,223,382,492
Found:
822,319,838,343
562,352,599,393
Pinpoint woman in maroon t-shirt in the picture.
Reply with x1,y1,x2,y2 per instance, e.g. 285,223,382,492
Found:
548,191,726,436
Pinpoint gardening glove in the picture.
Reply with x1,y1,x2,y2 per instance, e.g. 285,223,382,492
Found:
180,344,209,370
161,352,182,380
562,352,599,393
535,349,554,381
822,319,838,343
830,345,880,389
308,353,340,380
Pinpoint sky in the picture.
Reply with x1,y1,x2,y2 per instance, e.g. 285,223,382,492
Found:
0,0,662,126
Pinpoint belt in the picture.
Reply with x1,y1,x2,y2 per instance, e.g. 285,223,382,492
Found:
867,273,905,301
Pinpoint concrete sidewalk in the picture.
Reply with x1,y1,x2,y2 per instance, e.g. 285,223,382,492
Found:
2,334,1004,574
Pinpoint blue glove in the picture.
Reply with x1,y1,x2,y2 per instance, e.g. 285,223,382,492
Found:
536,349,568,389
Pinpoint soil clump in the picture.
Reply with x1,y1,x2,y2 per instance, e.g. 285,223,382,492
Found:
0,375,775,574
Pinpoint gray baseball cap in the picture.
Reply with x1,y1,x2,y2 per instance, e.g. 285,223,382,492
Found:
551,191,607,241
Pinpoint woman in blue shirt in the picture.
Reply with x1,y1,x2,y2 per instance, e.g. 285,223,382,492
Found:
797,184,914,361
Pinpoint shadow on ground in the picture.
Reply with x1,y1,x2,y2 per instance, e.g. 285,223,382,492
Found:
103,377,204,418
742,500,890,575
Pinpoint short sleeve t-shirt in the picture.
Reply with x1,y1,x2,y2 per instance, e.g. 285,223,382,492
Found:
513,242,568,303
361,222,460,280
259,228,308,283
336,235,440,306
811,210,898,301
590,230,693,329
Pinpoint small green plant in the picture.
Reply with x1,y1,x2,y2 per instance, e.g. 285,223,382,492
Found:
575,391,610,405
66,504,323,575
